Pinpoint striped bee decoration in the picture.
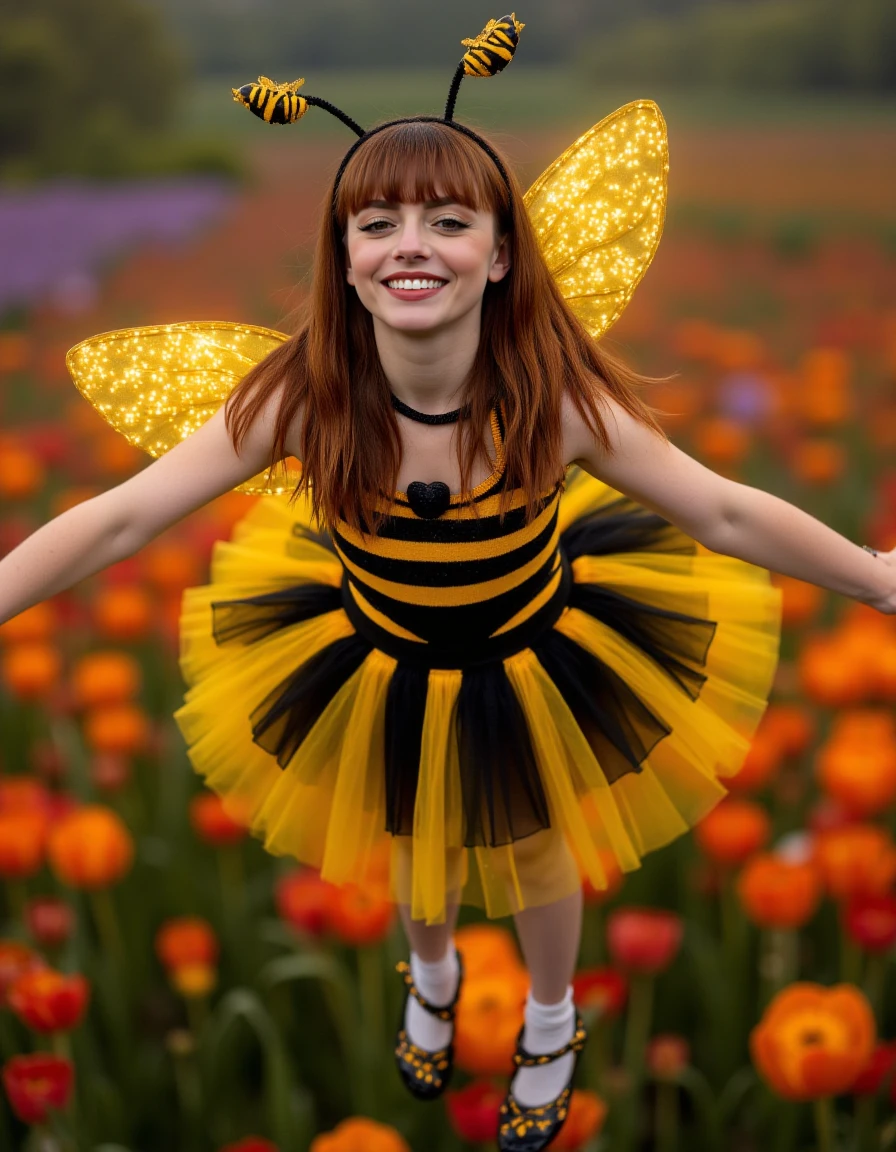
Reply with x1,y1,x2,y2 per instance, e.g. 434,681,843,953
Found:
461,13,525,77
231,76,308,125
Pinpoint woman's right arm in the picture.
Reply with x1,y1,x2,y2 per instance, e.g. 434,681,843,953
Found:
0,388,293,626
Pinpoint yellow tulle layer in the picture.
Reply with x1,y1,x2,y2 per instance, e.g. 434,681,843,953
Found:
173,477,782,925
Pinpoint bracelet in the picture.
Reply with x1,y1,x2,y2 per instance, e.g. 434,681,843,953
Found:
862,545,879,557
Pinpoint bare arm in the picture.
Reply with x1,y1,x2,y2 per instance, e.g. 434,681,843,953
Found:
0,387,295,625
565,390,894,612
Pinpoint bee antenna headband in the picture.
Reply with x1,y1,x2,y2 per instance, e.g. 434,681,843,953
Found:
231,14,525,207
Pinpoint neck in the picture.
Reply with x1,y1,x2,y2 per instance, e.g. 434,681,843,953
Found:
372,306,481,413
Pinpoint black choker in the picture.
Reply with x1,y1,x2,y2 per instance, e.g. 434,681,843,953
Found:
390,392,471,425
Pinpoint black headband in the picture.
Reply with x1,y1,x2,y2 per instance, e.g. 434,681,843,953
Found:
232,14,524,213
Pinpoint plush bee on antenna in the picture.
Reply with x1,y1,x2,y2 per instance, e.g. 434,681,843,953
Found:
231,76,308,125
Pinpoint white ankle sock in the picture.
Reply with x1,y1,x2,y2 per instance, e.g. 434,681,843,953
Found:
404,947,460,1053
510,986,577,1108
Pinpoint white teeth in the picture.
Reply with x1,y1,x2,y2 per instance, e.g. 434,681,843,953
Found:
385,279,445,290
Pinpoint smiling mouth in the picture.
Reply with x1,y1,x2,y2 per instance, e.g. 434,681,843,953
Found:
383,278,448,290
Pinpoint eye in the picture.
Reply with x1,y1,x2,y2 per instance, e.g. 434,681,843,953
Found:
433,216,471,231
358,218,394,233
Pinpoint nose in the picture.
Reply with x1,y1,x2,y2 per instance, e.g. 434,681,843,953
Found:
391,214,430,260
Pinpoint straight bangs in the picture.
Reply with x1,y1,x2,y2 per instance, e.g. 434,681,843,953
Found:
335,120,510,229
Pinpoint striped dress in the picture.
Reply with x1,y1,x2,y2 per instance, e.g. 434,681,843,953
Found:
174,404,782,923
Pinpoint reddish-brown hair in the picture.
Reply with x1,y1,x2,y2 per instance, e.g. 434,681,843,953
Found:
225,119,670,535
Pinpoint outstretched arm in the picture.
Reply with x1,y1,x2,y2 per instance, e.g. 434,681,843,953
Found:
565,391,895,614
0,387,294,626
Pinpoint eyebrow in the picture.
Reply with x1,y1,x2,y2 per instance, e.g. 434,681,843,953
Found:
360,197,459,209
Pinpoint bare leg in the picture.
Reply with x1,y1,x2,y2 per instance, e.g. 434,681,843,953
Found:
512,885,583,1002
397,900,461,961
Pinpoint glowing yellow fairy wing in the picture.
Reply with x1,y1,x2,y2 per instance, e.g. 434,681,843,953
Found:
65,320,298,496
523,99,668,342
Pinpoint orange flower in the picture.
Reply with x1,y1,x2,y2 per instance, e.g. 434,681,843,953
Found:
189,792,249,847
750,983,875,1101
91,585,154,642
82,702,150,755
815,733,896,818
454,971,529,1077
170,964,217,999
646,1034,690,1080
141,541,202,593
0,809,49,879
70,651,142,709
275,869,333,938
798,635,871,708
713,329,765,372
1,775,54,817
1,643,62,701
761,702,817,758
773,576,825,629
812,825,896,902
454,924,525,981
790,440,846,486
0,603,57,645
0,332,29,373
0,444,44,500
326,884,395,947
309,1116,411,1152
551,1090,608,1150
799,348,852,426
727,729,782,794
155,917,218,970
578,847,624,905
737,854,822,930
7,968,90,1033
693,797,771,867
692,417,752,467
47,805,134,889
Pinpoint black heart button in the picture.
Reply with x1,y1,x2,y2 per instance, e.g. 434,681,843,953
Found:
406,480,451,519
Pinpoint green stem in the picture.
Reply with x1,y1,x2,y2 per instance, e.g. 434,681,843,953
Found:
864,953,886,1020
839,930,863,987
88,887,125,964
620,975,654,1152
217,842,246,923
854,1094,875,1152
813,1096,836,1152
4,877,28,927
356,946,385,1114
48,1033,77,1129
184,994,209,1043
656,1081,679,1152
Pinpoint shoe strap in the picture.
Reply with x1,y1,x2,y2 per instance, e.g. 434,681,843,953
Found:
395,950,464,1023
512,1013,588,1068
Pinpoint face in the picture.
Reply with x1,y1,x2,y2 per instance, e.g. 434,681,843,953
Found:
344,195,511,334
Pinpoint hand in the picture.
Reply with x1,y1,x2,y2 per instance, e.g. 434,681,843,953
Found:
863,548,896,615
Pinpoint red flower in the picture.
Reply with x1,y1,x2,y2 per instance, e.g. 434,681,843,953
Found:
446,1079,502,1142
843,894,896,954
8,968,90,1033
2,1053,74,1124
25,897,75,949
155,917,218,970
850,1041,896,1097
189,792,249,847
275,869,334,938
326,884,395,947
606,907,683,976
571,967,628,1017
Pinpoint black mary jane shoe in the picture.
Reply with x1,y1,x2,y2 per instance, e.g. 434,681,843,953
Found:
497,1010,588,1151
393,948,465,1102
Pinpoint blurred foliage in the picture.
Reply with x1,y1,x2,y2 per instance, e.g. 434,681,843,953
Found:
148,0,755,75
579,0,896,92
0,0,240,182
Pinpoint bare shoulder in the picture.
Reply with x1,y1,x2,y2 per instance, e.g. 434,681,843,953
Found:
560,379,733,544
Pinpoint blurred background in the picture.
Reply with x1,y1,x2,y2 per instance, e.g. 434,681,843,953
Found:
1,2,896,1151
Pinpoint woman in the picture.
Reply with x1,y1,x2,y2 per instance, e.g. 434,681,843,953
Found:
2,93,893,1152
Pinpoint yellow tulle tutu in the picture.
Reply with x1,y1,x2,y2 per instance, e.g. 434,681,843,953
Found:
173,467,781,925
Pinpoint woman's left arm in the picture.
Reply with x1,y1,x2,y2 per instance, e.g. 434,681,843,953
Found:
567,391,895,614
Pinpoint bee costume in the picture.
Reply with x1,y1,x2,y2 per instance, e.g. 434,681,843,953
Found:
67,15,782,930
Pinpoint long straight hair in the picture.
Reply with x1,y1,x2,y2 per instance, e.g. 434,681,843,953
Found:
225,119,670,535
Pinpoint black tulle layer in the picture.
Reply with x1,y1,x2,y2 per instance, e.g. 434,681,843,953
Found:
211,502,721,849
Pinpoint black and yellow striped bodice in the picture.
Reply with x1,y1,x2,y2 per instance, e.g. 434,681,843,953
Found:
331,406,569,668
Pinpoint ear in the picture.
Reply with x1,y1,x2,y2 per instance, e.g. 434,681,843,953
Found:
487,234,511,283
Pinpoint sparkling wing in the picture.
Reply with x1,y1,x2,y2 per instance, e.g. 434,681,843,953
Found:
523,100,668,342
65,320,298,496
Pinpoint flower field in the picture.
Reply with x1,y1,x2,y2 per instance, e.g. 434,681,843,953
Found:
1,124,896,1152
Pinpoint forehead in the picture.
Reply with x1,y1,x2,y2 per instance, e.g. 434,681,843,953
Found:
354,196,467,212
